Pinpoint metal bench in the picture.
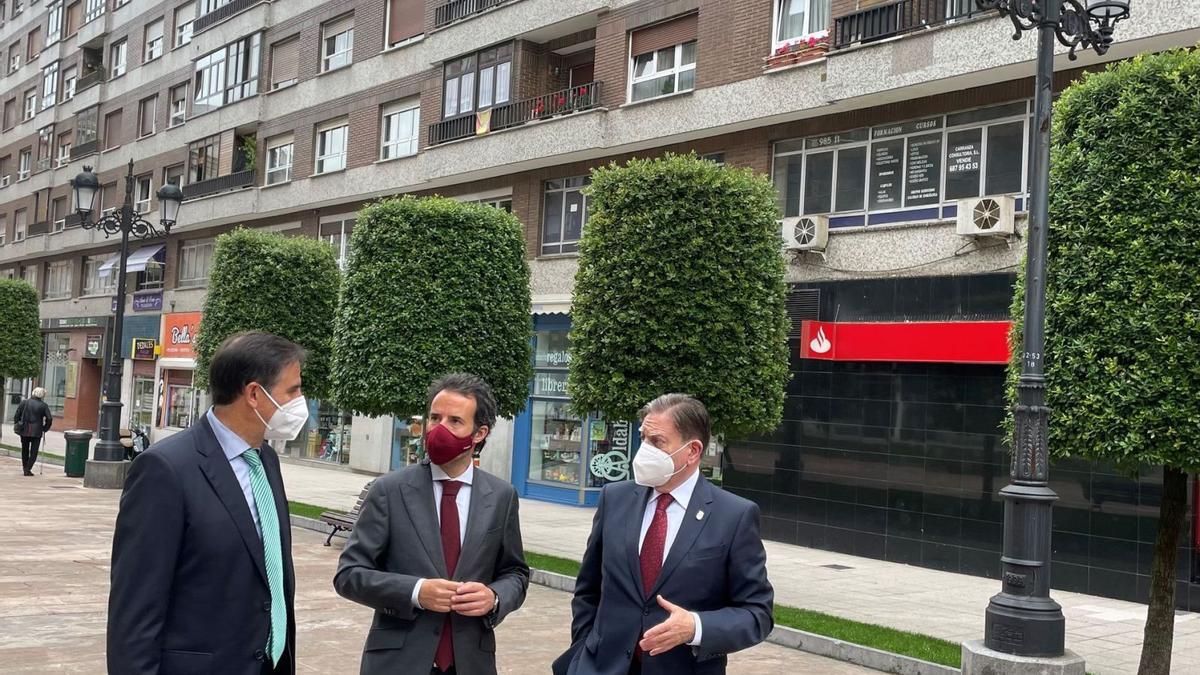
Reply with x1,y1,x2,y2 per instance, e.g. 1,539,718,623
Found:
320,480,375,546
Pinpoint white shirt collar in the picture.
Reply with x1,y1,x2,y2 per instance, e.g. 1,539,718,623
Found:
656,468,701,511
207,408,256,461
431,461,475,486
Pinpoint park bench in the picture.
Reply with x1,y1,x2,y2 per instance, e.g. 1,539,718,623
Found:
320,480,375,546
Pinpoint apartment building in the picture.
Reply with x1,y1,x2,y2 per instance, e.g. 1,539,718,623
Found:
0,0,1196,605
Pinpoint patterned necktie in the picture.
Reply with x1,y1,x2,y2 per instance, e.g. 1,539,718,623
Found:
243,448,287,667
435,480,464,672
640,493,674,596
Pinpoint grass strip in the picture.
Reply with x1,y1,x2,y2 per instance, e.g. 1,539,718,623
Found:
1,444,65,463
288,501,331,520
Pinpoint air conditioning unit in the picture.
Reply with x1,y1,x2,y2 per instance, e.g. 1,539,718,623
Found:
957,196,1016,237
781,215,829,252
16,170,29,181
53,219,66,232
0,175,9,187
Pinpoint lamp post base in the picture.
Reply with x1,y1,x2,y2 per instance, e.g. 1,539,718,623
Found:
83,459,131,489
962,640,1084,675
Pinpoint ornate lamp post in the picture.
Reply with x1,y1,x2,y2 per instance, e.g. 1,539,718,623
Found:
72,160,183,482
973,0,1129,659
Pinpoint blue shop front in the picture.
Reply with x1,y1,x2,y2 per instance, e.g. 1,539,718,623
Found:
511,313,639,506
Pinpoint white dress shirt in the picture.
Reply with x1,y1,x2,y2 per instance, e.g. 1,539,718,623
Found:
411,463,474,608
207,408,263,538
637,469,704,647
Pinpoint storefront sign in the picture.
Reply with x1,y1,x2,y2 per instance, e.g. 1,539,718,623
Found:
869,139,905,210
162,312,202,359
589,420,632,482
904,134,944,206
131,338,158,361
84,335,103,358
41,316,105,329
533,371,570,398
111,292,165,313
799,320,1012,365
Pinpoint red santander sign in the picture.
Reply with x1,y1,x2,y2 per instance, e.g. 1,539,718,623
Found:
799,320,1012,365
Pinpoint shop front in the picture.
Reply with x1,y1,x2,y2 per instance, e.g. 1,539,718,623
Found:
282,400,354,466
511,313,639,506
153,312,205,440
35,316,110,432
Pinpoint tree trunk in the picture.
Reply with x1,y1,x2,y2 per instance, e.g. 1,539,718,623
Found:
1137,466,1188,675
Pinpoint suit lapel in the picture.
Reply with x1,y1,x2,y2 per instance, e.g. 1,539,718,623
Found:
454,471,496,581
626,484,653,596
649,477,715,599
195,417,269,587
400,463,447,577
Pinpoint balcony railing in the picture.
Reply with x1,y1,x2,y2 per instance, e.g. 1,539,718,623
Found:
434,0,515,28
36,158,51,172
76,69,105,93
428,81,602,146
63,213,82,229
182,169,255,200
194,0,264,33
832,0,990,50
71,139,100,160
27,221,50,237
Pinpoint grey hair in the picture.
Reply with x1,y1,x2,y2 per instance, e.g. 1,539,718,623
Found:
639,393,711,450
31,387,46,399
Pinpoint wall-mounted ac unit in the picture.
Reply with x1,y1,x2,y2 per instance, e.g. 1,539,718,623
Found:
957,196,1016,237
782,215,830,252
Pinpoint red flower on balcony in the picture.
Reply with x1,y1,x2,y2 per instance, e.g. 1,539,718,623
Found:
578,85,589,95
556,95,567,106
533,100,546,115
807,35,817,47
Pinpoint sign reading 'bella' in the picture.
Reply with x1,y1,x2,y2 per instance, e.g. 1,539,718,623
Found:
799,320,1012,365
161,312,203,360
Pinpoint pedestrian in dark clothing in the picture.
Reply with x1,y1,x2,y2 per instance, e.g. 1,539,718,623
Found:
13,387,52,476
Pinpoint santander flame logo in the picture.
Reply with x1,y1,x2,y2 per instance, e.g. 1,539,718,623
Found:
809,326,832,354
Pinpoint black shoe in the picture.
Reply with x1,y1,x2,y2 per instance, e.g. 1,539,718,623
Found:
23,471,33,476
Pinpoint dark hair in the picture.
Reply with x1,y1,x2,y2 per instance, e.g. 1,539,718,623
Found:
427,373,497,450
209,332,307,405
639,393,711,450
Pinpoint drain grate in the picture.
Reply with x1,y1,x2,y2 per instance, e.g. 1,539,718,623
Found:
820,564,854,571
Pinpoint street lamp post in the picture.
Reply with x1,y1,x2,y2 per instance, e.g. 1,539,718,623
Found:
72,160,183,481
974,0,1129,659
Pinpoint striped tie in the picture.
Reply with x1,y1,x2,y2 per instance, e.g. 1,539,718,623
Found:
243,448,287,667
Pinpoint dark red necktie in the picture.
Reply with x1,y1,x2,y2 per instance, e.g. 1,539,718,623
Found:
435,480,463,672
639,493,674,596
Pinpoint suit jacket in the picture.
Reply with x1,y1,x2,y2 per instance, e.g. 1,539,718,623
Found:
107,416,297,675
14,397,52,437
553,477,773,675
333,460,530,675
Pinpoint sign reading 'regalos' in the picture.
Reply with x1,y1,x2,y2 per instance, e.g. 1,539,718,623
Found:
161,312,203,359
799,320,1012,365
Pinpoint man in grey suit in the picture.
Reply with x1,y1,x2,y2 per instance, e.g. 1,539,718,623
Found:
334,373,530,675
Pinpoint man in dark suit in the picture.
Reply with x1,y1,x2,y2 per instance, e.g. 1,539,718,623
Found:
554,394,774,675
335,373,529,675
108,332,310,675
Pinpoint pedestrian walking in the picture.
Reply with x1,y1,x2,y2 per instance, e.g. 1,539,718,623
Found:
12,387,52,477
108,331,306,675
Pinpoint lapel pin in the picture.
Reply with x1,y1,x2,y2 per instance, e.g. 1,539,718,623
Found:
696,510,705,521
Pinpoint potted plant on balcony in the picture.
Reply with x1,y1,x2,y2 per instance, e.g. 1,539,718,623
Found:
765,34,830,71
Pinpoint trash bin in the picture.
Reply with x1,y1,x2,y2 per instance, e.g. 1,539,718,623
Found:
64,429,92,478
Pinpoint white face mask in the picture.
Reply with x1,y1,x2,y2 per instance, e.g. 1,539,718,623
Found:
632,439,693,487
254,386,309,442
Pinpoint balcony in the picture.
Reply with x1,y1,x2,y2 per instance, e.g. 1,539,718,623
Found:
434,0,516,29
182,169,255,200
72,140,100,160
76,69,105,93
832,0,991,50
428,82,602,146
28,221,50,237
194,0,264,34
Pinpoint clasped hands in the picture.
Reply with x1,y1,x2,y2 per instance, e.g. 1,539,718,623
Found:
419,579,495,617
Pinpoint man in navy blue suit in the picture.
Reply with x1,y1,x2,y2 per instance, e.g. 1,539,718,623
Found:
554,394,774,675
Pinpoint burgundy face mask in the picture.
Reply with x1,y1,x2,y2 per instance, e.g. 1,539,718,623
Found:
425,423,475,465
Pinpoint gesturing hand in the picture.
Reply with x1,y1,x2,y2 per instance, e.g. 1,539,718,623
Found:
451,581,496,617
418,579,460,613
639,595,696,656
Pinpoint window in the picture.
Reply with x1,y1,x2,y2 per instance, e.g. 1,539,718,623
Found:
8,43,20,74
477,196,512,212
193,34,260,114
188,134,219,183
27,27,41,61
270,37,298,89
386,0,423,48
0,216,5,246
441,44,513,119
61,64,76,100
17,149,31,179
322,16,354,72
169,83,187,126
42,62,58,108
144,19,164,62
138,95,157,137
3,100,15,129
56,132,71,165
115,0,129,8
630,41,696,103
84,0,103,23
11,0,22,17
163,163,183,187
541,176,590,255
320,218,355,269
51,197,67,226
136,259,164,291
103,110,122,149
134,174,152,212
23,88,37,120
174,2,194,48
165,369,207,429
380,102,418,160
315,121,348,174
178,239,214,286
75,106,98,146
43,333,70,417
775,0,830,45
110,39,127,78
475,45,512,110
201,0,232,14
45,260,72,299
46,3,64,44
20,261,36,288
66,1,82,36
265,137,292,184
82,254,115,295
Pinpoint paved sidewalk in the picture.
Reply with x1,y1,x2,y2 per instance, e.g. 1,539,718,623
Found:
0,455,866,674
275,460,1200,675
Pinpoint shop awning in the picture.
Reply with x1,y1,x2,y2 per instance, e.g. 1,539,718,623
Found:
100,245,165,275
799,320,1013,365
531,294,572,316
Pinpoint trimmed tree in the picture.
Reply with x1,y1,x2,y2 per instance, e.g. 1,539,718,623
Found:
332,197,532,419
0,279,42,440
1008,49,1200,675
568,153,790,437
194,228,341,399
